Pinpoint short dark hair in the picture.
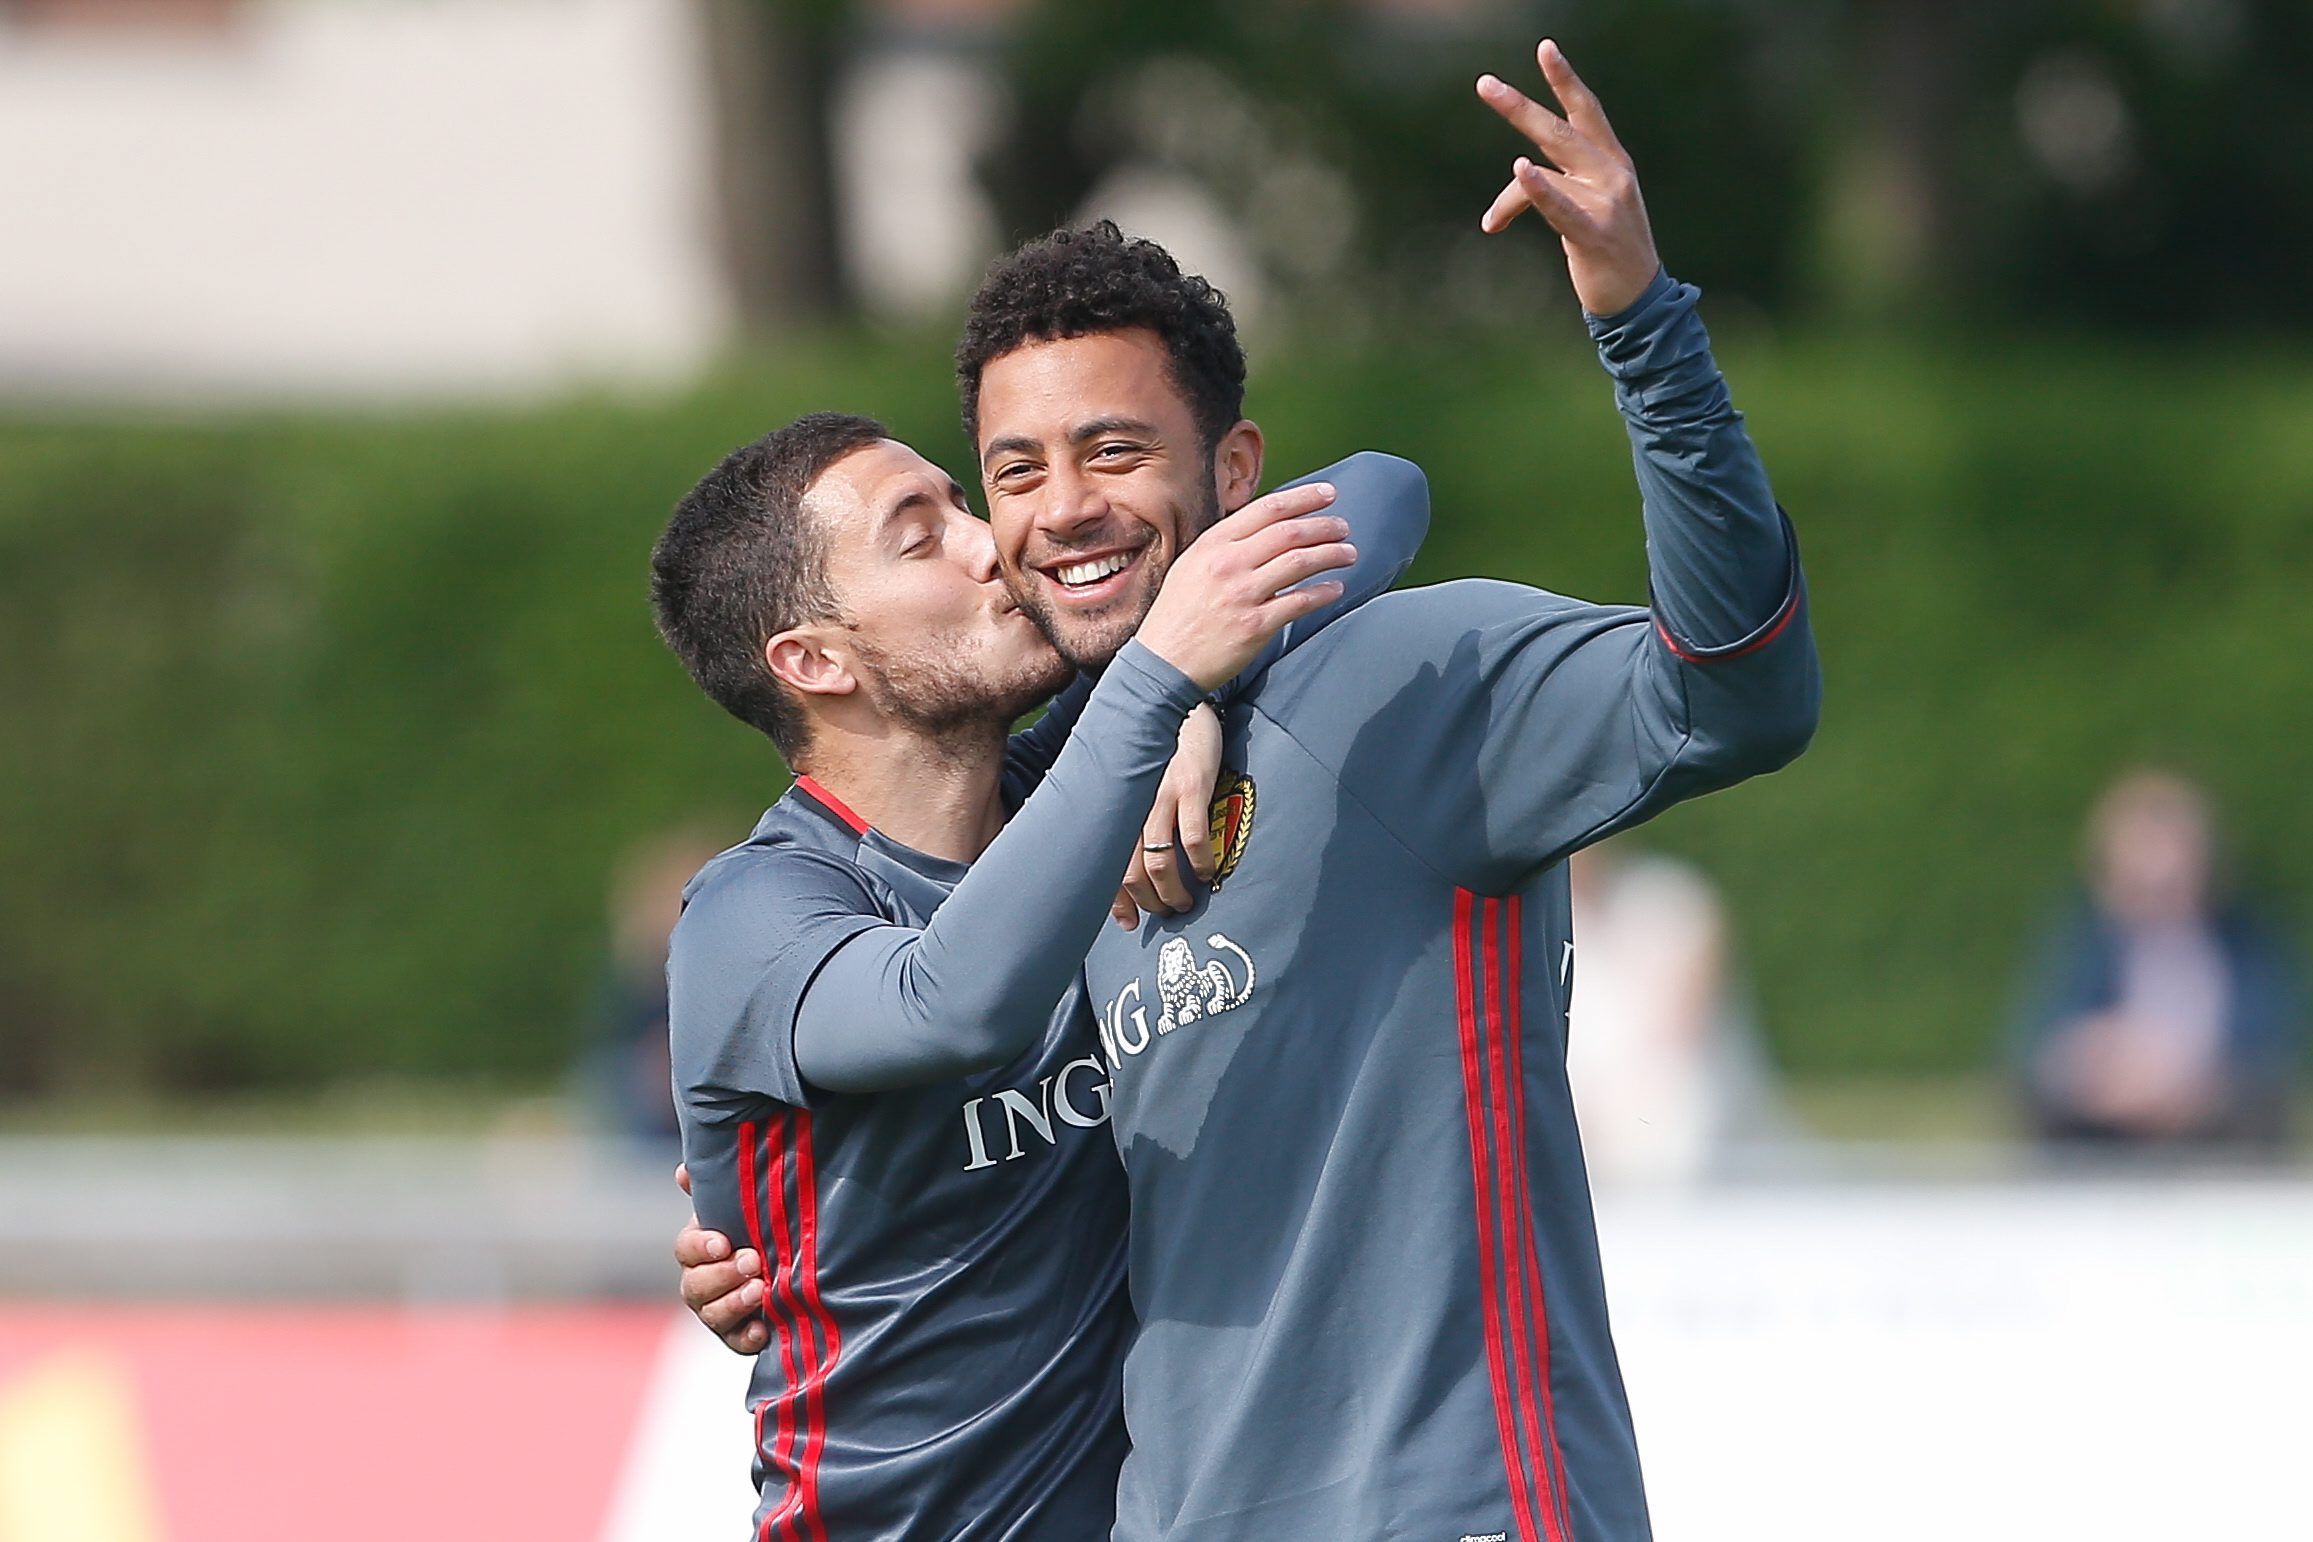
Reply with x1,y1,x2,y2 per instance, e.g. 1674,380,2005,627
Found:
649,411,887,765
956,220,1246,455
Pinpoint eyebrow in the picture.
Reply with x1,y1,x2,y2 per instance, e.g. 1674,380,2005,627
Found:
980,417,1162,470
1069,416,1160,445
876,479,969,531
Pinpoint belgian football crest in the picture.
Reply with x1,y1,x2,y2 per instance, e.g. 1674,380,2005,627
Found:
1207,771,1255,888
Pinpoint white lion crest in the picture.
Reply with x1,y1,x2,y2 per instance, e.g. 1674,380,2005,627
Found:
1155,933,1256,1032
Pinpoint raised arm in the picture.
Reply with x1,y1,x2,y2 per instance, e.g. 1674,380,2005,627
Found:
1469,40,1815,833
1477,38,1794,646
1258,42,1817,893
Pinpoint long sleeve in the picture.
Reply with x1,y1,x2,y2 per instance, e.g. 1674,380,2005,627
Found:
792,640,1206,1092
1000,671,1096,811
1218,450,1429,704
1589,269,1798,652
1248,275,1819,894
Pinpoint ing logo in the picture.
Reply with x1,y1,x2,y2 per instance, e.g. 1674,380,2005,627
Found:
1096,931,1259,1066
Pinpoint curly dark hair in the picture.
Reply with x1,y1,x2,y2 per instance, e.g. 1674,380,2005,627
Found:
649,411,886,766
956,220,1246,456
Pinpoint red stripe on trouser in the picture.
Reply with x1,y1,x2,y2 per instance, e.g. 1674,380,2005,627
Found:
1454,891,1544,1542
738,1121,802,1542
1501,896,1577,1540
789,1111,840,1542
1484,900,1569,1542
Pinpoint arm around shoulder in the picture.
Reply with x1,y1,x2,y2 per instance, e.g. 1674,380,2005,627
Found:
1000,672,1096,807
796,642,1208,1094
1217,450,1431,701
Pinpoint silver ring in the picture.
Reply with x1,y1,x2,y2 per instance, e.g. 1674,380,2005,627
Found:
1141,840,1175,854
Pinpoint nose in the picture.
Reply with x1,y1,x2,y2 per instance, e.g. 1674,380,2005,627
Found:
954,509,1002,584
1040,459,1110,543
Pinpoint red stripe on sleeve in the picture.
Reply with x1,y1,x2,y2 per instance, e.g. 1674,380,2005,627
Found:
1652,582,1800,664
1455,890,1544,1542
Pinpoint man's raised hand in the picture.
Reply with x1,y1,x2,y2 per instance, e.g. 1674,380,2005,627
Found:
1475,39,1661,318
1133,483,1353,693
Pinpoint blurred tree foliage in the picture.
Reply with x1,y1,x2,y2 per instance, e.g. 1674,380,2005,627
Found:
752,0,2313,333
1815,0,2313,329
975,0,1819,322
1972,0,2313,331
706,0,854,324
2,333,2309,1098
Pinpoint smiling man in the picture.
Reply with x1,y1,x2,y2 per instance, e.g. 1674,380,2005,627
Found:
682,39,1820,1542
962,49,1817,1542
959,254,1273,680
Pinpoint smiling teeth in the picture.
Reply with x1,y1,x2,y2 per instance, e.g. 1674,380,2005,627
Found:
1056,553,1130,587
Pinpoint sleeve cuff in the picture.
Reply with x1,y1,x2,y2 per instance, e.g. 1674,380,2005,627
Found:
1648,506,1805,663
1584,267,1678,339
1586,270,1721,392
1107,638,1208,715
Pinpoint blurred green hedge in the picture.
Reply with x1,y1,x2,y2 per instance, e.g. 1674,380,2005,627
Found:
3,327,2309,1094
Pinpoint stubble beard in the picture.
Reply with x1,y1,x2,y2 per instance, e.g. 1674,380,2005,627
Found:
849,632,1072,749
1011,477,1224,673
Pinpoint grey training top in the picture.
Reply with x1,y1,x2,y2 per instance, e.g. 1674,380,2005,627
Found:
668,452,1431,1542
1081,270,1822,1542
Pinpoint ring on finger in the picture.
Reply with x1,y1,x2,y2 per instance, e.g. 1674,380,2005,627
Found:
1141,840,1175,854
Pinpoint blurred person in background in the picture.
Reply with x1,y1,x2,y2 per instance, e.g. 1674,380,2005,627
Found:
1565,838,1793,1185
575,826,729,1143
2013,768,2304,1152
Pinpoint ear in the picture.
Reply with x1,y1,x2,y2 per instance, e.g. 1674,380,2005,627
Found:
766,626,857,700
1212,419,1265,513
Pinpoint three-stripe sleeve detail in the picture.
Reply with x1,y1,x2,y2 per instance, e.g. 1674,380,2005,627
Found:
1453,889,1576,1542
